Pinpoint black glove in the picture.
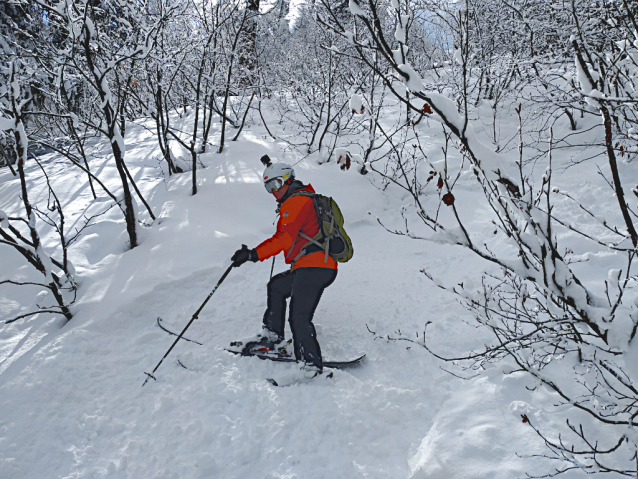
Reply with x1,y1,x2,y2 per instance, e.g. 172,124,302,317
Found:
231,244,258,267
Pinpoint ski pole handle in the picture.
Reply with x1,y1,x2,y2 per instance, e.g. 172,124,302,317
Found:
143,263,234,386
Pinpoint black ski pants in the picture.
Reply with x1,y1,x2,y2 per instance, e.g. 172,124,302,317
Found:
263,267,337,369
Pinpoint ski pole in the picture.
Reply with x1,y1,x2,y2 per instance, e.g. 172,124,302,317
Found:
143,263,234,386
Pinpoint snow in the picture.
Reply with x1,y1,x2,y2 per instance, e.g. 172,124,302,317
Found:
0,92,633,478
398,64,423,92
0,115,14,132
344,30,355,45
136,41,149,58
70,113,79,129
85,17,95,39
54,0,66,15
349,94,363,113
28,210,36,230
574,55,594,95
453,48,462,65
348,0,366,17
423,91,521,184
0,209,8,229
392,45,409,65
395,15,410,43
113,129,127,156
409,376,542,478
36,242,54,284
617,39,631,51
395,25,406,44
16,122,28,162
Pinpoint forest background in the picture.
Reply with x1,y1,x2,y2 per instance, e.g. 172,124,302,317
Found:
2,0,638,477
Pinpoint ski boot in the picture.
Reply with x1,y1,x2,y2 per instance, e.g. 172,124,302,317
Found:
229,328,292,357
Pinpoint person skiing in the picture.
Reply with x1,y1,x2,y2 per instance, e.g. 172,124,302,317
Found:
229,155,338,374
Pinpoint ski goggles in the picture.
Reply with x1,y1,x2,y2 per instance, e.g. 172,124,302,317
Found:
264,177,284,193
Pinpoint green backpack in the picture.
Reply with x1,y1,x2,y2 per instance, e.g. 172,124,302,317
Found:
287,191,354,264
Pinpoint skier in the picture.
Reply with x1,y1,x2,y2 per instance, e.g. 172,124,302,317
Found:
230,156,338,374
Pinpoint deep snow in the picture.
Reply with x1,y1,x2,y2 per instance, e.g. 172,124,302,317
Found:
0,98,621,478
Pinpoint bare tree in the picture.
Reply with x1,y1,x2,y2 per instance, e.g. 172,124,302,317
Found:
1,62,73,323
318,0,638,474
20,0,173,247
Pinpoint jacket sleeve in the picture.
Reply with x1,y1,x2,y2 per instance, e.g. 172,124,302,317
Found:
255,196,313,261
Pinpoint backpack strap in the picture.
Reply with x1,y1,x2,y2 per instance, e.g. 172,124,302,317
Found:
324,213,335,263
299,232,324,248
288,232,325,265
283,190,337,266
297,203,338,264
283,191,318,266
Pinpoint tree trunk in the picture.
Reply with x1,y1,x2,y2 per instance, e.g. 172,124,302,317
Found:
110,134,139,248
10,64,72,321
219,12,248,154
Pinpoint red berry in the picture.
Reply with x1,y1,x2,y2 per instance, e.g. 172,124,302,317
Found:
442,193,455,206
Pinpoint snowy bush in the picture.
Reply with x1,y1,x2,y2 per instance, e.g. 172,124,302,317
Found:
317,0,638,474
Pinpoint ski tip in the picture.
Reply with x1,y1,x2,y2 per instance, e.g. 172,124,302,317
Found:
322,353,366,369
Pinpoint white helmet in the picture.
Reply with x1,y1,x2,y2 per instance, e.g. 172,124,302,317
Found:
261,155,295,193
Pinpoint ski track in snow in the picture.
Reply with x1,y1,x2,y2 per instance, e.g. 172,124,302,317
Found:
0,105,603,478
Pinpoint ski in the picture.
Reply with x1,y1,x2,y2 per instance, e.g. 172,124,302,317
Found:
157,317,203,345
224,349,366,369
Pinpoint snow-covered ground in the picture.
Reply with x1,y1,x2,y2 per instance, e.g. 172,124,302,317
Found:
0,100,618,478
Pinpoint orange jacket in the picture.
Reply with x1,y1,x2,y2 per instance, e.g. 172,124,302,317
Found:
255,184,338,270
